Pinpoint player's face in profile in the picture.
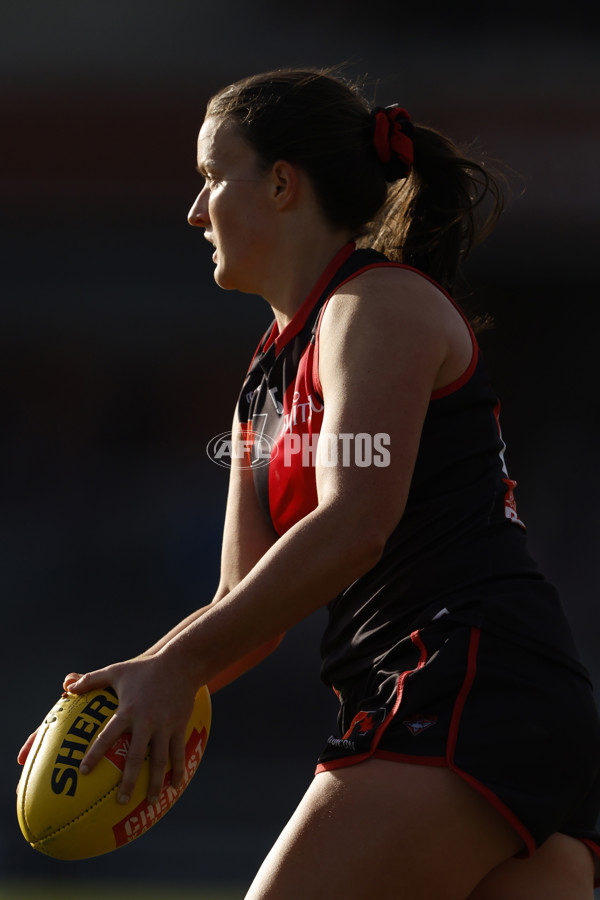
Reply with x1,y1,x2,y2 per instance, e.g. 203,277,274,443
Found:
188,117,274,293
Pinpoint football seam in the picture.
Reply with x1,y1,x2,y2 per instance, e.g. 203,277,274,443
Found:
32,779,121,850
19,720,51,843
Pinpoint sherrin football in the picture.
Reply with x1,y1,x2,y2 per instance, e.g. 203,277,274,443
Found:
17,685,211,859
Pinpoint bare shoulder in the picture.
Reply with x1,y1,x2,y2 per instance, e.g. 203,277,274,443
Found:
322,265,463,336
319,264,473,393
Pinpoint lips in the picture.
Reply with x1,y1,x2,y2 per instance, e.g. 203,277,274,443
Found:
203,233,217,261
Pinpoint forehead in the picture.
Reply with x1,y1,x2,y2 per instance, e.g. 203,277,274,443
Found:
196,117,253,169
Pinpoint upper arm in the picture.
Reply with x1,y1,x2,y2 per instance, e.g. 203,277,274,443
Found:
316,267,470,541
216,409,279,598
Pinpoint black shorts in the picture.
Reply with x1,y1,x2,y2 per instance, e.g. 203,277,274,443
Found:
316,620,600,875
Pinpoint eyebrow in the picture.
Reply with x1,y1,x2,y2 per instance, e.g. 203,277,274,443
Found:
195,158,220,174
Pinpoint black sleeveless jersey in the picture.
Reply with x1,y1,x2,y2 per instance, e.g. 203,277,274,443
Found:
237,243,584,688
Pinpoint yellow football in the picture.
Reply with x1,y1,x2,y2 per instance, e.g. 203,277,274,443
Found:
16,685,211,859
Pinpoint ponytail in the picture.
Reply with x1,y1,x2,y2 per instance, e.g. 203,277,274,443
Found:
366,124,505,294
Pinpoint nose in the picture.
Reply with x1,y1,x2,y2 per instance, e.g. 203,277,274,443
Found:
188,188,209,227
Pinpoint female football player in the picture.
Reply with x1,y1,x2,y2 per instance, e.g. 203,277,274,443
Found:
20,69,600,898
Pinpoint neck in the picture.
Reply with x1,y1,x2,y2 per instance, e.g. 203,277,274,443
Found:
262,227,354,333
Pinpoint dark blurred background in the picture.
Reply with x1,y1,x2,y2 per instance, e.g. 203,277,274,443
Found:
2,0,599,893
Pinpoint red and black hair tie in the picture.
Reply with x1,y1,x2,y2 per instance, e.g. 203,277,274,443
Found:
372,105,414,182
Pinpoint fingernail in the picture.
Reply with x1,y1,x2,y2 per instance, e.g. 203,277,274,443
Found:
118,793,130,805
80,764,89,775
149,795,159,805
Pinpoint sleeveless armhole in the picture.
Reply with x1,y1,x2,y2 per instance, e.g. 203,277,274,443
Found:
312,262,479,403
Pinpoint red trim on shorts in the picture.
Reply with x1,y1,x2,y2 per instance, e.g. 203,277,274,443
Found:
316,750,448,775
580,839,600,887
373,750,447,766
316,626,540,860
450,767,536,858
446,627,537,857
367,630,428,751
316,753,372,774
316,630,429,775
446,625,480,759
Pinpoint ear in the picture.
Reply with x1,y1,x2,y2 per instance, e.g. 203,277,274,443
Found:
270,160,299,210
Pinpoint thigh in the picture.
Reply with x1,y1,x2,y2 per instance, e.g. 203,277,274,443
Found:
468,833,596,900
244,760,523,900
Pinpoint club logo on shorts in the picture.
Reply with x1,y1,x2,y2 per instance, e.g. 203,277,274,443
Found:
326,707,389,753
403,714,438,736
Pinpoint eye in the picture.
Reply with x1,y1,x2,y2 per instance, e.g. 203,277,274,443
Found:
202,173,222,190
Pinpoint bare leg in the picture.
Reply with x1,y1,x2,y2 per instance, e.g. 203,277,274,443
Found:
245,760,522,900
468,833,595,900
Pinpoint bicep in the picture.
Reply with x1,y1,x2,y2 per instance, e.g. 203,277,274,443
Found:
316,272,449,539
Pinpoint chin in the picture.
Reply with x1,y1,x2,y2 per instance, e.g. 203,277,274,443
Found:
213,265,247,293
213,267,235,291
212,257,260,295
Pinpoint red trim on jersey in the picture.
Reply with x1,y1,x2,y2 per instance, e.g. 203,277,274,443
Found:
262,242,356,356
492,400,525,529
429,347,479,400
311,260,478,402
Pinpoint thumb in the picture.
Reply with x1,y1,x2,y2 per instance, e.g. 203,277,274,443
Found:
64,668,113,695
63,672,83,693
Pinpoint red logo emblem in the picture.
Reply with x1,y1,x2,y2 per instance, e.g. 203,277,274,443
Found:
342,708,387,742
111,727,207,848
105,734,132,771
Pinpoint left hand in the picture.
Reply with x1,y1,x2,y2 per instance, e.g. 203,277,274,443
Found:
66,652,197,805
17,673,82,767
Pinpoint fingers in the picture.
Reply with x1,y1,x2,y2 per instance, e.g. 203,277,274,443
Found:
80,722,187,806
168,730,187,791
79,713,125,777
146,736,170,805
61,658,191,804
78,714,166,805
17,729,39,765
115,728,154,805
121,729,187,804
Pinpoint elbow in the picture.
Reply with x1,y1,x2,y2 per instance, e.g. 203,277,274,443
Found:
343,525,389,582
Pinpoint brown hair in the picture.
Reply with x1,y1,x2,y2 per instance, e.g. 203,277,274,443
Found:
206,68,504,295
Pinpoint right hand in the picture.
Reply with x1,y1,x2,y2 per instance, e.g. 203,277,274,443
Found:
17,672,82,766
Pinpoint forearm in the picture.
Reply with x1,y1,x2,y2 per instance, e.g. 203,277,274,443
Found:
159,502,383,691
143,592,226,657
206,634,285,693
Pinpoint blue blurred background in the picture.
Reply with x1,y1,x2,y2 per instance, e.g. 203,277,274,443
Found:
2,0,599,894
